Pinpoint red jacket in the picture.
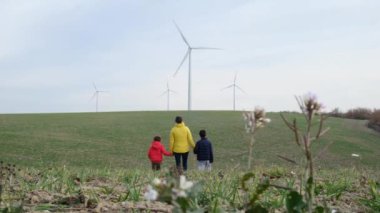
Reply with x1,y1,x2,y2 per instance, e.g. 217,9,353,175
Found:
148,141,172,163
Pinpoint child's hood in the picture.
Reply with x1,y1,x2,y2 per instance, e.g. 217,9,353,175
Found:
150,141,163,150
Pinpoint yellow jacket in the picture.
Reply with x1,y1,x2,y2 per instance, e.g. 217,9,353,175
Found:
169,122,195,153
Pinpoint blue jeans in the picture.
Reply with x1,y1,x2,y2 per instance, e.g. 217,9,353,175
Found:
174,152,189,171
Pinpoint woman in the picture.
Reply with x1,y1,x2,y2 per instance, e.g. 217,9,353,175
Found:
169,116,195,172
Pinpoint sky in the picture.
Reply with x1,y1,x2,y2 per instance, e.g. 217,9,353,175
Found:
0,0,379,113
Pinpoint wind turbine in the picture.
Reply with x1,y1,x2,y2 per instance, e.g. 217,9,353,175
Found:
160,80,177,111
90,82,107,112
173,21,220,111
221,72,245,111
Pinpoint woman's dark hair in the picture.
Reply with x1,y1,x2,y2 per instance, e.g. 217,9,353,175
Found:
175,116,183,124
199,130,206,138
154,136,161,141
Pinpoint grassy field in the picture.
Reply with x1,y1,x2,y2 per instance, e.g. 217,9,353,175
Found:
1,111,379,171
1,111,380,212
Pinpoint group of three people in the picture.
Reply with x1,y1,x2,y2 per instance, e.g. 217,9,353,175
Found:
147,116,214,172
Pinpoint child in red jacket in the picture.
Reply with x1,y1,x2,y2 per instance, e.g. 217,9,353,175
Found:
148,136,172,171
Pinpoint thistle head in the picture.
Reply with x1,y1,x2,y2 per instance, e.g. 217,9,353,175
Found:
298,93,324,118
243,107,270,133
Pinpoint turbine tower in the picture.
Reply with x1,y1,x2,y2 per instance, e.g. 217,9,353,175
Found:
221,72,245,111
160,80,176,111
90,82,107,112
173,21,220,111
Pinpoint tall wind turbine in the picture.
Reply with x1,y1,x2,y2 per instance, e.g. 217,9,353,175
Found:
90,82,107,112
160,80,176,111
173,21,220,111
221,72,245,111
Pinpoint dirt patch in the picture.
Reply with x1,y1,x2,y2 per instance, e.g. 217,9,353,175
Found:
23,189,173,212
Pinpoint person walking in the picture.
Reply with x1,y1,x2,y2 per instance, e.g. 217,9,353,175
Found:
169,116,195,172
147,136,172,171
194,129,213,171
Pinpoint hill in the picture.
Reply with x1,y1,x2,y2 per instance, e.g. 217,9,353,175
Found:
1,111,379,170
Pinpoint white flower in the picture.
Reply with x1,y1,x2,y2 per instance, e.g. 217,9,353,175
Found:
351,153,360,157
172,188,188,198
263,118,271,123
179,175,193,190
144,185,158,201
152,178,161,186
171,175,194,199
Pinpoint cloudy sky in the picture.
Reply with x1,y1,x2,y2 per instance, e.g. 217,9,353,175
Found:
1,0,379,113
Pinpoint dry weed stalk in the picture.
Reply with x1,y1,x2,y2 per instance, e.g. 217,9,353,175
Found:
280,94,330,212
243,107,271,170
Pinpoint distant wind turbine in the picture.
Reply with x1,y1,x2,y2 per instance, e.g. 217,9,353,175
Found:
160,80,177,111
221,72,245,111
173,21,220,111
90,82,107,112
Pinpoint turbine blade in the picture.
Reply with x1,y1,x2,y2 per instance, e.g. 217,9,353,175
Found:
169,89,178,94
236,85,246,94
174,49,190,76
92,82,98,91
192,47,222,50
173,21,190,47
160,90,168,97
234,71,238,83
221,85,234,91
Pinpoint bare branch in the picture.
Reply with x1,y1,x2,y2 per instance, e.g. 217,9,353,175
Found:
269,184,293,191
313,140,335,161
293,119,301,147
316,114,328,139
280,113,295,131
295,95,308,121
277,155,298,165
317,127,330,138
303,135,309,149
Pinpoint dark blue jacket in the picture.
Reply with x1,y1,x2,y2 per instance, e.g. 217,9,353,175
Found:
194,138,213,163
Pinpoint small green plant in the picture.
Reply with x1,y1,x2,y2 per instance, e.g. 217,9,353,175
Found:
243,107,271,170
240,172,270,212
360,180,380,211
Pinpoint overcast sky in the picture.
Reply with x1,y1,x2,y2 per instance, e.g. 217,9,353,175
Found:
1,0,379,113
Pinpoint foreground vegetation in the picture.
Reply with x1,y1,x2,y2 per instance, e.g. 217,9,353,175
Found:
1,165,379,212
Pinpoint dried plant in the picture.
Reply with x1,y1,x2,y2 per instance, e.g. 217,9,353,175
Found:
243,107,271,170
280,93,330,213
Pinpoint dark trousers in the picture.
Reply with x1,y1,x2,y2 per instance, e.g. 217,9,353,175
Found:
151,162,161,171
174,152,189,171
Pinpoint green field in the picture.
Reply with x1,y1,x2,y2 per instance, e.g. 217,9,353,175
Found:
1,111,380,212
1,111,379,171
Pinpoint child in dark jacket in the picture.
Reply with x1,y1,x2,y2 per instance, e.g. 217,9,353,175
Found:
148,136,172,171
194,130,213,171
